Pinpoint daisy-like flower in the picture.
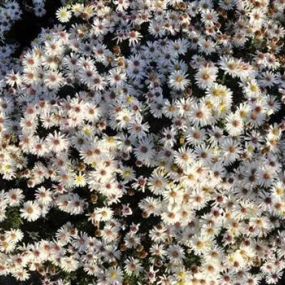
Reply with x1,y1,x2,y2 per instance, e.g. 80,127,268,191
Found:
127,120,150,140
198,38,216,55
219,56,241,77
168,70,190,91
6,70,22,87
134,136,155,166
128,30,142,46
20,201,41,222
74,173,87,187
90,164,115,183
259,71,278,88
124,257,143,276
174,146,194,170
44,40,65,57
150,243,167,258
190,235,212,255
220,137,241,165
225,113,244,137
242,79,261,98
206,83,233,102
195,65,218,89
132,175,148,192
220,56,255,79
201,9,219,25
160,127,177,148
104,267,124,284
60,256,79,273
44,70,65,89
148,170,168,195
186,126,206,145
70,3,84,16
46,131,69,153
161,208,181,225
139,197,161,217
108,68,126,87
97,207,114,222
30,136,48,157
188,102,212,126
91,73,107,91
7,188,24,206
169,39,190,56
35,186,53,205
13,269,30,281
4,228,24,244
207,126,224,146
114,0,130,11
22,51,41,70
56,7,72,23
167,245,185,264
257,166,277,188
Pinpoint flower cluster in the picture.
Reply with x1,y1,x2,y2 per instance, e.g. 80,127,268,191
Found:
0,0,59,90
0,1,22,41
30,0,47,17
0,0,285,284
0,0,22,83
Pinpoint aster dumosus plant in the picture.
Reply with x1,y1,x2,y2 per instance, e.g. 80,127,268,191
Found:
0,0,285,285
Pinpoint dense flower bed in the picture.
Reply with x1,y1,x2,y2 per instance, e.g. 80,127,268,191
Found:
0,0,285,284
